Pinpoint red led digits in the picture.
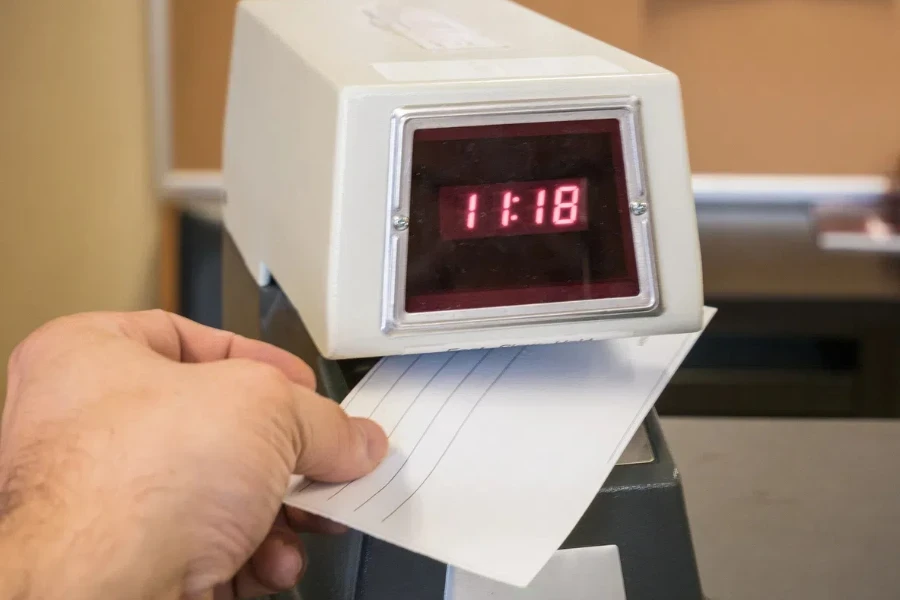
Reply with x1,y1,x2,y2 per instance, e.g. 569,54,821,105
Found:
552,185,580,226
500,191,522,227
466,193,478,230
535,188,547,225
438,178,588,240
501,191,511,227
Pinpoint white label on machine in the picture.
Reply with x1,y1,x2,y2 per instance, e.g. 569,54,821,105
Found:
363,3,505,51
446,546,628,600
373,55,626,82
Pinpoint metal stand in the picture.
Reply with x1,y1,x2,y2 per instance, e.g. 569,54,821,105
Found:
221,233,704,600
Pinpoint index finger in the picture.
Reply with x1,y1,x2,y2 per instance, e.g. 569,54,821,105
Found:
120,310,316,389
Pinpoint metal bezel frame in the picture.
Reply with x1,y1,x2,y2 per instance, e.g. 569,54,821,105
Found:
381,97,659,335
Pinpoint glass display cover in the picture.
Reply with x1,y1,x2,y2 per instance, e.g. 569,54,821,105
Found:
405,119,639,313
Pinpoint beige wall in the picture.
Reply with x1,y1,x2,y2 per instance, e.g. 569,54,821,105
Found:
0,1,159,396
170,0,900,175
528,0,900,175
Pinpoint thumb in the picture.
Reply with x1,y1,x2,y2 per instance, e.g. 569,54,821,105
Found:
288,386,388,482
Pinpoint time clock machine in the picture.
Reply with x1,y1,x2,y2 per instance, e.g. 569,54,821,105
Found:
222,0,704,359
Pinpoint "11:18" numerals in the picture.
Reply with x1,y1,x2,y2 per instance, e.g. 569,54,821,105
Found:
466,184,582,231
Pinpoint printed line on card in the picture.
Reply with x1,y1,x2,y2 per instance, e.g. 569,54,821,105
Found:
380,348,525,522
352,350,492,512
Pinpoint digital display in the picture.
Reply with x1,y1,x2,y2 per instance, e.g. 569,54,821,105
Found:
405,118,639,313
438,178,588,240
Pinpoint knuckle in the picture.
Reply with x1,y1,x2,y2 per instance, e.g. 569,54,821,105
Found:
293,399,317,465
6,311,137,380
235,359,310,466
331,414,355,454
6,315,75,374
110,308,168,338
235,359,293,402
7,338,29,377
134,308,178,329
298,360,317,389
141,308,171,320
19,313,104,347
295,395,353,473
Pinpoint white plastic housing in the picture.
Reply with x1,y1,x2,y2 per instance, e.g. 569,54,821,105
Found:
223,0,704,359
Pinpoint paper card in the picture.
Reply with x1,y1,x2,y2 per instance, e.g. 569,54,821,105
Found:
447,546,627,600
285,307,715,587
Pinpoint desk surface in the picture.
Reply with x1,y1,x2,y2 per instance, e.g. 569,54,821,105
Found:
666,417,900,600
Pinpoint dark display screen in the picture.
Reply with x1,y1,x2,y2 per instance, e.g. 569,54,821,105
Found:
405,119,639,313
438,178,588,240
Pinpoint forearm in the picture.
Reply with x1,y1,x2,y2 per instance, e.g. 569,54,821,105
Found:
0,499,101,600
0,484,38,600
0,498,61,600
0,482,178,600
0,536,30,600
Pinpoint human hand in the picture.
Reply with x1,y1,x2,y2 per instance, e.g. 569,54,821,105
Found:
0,310,388,600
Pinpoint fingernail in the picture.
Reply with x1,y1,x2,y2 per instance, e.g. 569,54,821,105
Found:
278,541,303,587
354,419,388,463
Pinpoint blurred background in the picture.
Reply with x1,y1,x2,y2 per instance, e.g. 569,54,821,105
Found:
1,1,898,598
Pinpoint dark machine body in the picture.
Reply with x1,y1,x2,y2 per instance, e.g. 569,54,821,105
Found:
221,233,704,600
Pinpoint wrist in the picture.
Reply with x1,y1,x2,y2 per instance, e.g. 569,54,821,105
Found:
0,479,176,600
0,494,95,600
0,492,57,600
0,479,44,598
